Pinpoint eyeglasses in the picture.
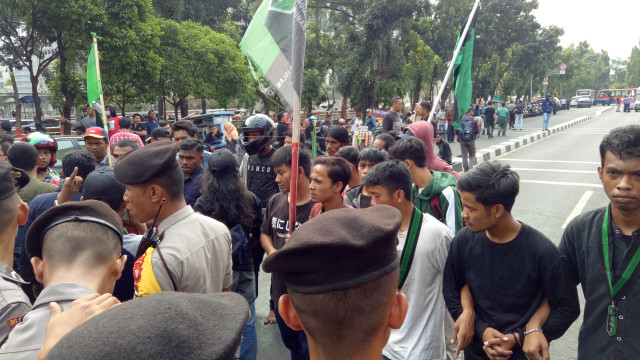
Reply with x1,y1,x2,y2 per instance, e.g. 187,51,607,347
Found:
135,198,165,259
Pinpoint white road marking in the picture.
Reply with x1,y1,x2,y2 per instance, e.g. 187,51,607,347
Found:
520,180,602,188
500,159,600,165
561,191,594,229
510,168,595,174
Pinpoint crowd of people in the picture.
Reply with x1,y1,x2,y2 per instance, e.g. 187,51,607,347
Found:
0,102,638,360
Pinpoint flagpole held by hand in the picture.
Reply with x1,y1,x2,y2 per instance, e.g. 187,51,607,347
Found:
91,34,113,168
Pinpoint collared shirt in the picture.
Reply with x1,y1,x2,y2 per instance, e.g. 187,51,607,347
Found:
145,119,159,135
96,155,111,169
0,283,93,359
132,123,147,142
0,263,30,347
560,207,640,359
183,166,203,207
134,206,232,296
109,128,145,150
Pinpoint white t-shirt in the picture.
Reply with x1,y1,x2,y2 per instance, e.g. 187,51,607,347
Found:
383,212,453,360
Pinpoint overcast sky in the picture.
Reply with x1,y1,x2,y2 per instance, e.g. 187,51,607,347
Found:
532,0,639,61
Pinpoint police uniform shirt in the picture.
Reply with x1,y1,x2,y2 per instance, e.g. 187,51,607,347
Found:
0,263,30,346
133,206,232,297
0,283,93,359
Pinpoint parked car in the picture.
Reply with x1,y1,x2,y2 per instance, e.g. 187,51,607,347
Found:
570,96,580,108
51,136,85,173
576,97,592,108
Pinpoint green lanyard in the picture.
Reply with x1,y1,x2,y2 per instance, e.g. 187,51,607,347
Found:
398,207,423,290
602,206,640,297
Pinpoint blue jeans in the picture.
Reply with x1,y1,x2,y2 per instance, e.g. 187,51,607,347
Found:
515,113,523,129
275,305,310,360
438,123,446,134
542,112,550,129
232,271,258,360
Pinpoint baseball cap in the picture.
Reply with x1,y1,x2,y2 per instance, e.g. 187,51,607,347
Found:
84,127,108,139
1,120,12,132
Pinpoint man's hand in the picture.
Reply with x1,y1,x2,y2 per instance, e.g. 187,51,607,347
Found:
452,309,475,356
482,327,513,360
56,166,83,204
522,331,549,360
37,293,119,360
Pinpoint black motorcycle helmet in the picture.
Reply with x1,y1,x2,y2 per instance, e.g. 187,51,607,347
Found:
242,114,276,155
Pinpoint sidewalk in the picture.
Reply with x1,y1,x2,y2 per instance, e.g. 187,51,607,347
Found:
449,107,614,172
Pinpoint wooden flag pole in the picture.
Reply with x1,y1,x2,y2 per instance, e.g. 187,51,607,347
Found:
92,34,113,167
288,94,301,234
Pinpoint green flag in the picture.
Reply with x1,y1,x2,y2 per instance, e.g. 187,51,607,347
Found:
86,44,101,107
451,12,477,130
239,0,307,109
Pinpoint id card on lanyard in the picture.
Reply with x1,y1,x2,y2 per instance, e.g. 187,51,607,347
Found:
602,206,640,336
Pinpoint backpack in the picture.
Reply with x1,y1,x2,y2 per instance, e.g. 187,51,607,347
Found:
461,116,475,142
229,224,250,265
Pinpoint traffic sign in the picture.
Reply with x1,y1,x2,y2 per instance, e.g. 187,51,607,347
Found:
560,63,567,70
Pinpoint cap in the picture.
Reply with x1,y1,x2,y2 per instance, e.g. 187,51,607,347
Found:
148,127,171,141
0,160,29,200
25,200,123,259
1,120,11,131
82,168,126,212
262,205,401,294
45,292,249,360
84,127,107,139
114,140,178,185
207,149,238,174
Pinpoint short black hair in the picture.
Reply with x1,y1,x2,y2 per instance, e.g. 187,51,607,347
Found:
271,146,312,179
457,161,520,212
336,146,359,169
326,126,349,144
599,125,640,167
114,139,140,150
388,137,427,168
108,106,117,118
276,112,285,122
358,146,387,165
149,165,184,201
284,130,306,144
119,117,133,129
374,133,395,151
7,142,39,171
132,113,142,120
62,150,96,179
420,101,432,112
0,133,14,157
172,120,197,137
178,138,204,154
391,96,402,106
312,156,352,193
362,160,412,201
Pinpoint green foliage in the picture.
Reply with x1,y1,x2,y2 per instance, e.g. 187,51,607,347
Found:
625,45,640,88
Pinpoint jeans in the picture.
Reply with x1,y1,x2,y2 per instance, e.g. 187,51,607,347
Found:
447,124,455,142
515,113,523,130
498,122,507,136
486,121,495,138
232,271,258,360
459,140,477,172
542,112,550,129
438,123,446,134
624,103,630,112
275,305,310,360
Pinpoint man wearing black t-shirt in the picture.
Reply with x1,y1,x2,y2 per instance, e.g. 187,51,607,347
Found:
261,145,314,359
483,102,496,139
275,112,290,148
443,161,579,360
382,97,403,133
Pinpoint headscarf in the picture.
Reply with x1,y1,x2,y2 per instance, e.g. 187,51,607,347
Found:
223,122,239,141
404,121,460,179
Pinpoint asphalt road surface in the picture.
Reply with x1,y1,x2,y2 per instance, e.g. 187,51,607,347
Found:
253,105,638,359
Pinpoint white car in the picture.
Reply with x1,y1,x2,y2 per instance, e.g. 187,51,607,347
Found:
570,96,580,107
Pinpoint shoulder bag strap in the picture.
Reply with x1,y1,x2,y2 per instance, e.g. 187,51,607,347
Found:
398,207,423,290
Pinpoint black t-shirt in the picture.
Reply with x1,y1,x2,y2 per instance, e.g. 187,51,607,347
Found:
484,107,496,123
443,223,579,359
382,111,401,132
247,148,279,208
132,123,146,142
276,122,289,147
261,192,314,306
515,103,525,114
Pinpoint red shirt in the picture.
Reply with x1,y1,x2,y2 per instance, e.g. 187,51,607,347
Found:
108,116,121,138
309,199,352,219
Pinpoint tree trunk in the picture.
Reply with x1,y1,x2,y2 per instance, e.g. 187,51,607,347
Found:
180,98,189,118
56,34,75,129
201,98,207,114
256,89,270,116
412,80,421,111
158,96,164,120
9,66,21,128
29,72,44,132
341,85,351,118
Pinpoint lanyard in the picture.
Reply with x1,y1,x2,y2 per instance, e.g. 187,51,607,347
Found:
398,207,423,290
602,206,640,297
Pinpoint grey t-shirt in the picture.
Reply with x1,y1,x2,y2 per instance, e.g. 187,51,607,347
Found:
382,111,401,132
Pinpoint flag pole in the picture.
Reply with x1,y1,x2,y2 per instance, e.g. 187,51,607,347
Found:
288,95,301,234
92,33,113,167
426,0,480,125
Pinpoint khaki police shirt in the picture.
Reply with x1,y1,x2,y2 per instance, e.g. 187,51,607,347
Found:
0,263,31,346
0,283,93,359
153,205,232,293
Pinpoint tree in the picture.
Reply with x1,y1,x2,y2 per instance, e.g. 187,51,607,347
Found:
625,45,640,88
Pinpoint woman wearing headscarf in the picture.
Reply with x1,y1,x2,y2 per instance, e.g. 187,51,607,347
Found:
402,121,460,179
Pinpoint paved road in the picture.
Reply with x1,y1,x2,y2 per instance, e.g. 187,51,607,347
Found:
253,106,639,359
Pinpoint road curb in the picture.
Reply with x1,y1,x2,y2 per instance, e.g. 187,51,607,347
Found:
452,107,614,173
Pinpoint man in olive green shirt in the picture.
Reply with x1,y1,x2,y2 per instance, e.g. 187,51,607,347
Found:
7,143,57,205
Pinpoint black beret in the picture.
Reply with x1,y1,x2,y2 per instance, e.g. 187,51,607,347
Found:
26,200,123,259
46,292,249,360
149,126,171,141
114,140,178,184
263,205,401,294
207,148,238,174
83,168,126,212
0,160,29,200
